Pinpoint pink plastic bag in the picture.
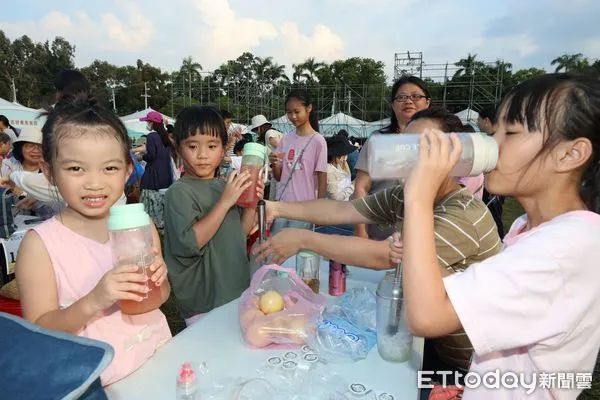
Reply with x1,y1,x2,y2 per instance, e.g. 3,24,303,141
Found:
239,264,327,349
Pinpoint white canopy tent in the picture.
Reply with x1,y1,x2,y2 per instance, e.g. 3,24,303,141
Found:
455,108,479,124
120,108,174,139
318,112,370,138
0,97,45,130
367,117,390,134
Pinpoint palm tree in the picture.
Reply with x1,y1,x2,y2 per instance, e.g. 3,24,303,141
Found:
551,53,586,73
292,58,326,83
180,56,202,105
454,53,484,77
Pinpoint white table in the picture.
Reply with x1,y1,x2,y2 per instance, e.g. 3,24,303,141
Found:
106,259,423,399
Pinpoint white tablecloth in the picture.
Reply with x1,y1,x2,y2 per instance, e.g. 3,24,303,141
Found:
106,259,423,399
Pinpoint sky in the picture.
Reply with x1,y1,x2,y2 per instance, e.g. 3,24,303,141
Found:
2,0,600,81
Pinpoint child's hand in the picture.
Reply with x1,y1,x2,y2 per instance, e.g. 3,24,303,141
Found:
148,248,168,287
220,169,252,208
89,265,148,311
404,129,462,205
388,232,403,265
257,170,265,200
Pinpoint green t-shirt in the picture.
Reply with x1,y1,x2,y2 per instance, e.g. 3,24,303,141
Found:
164,177,250,318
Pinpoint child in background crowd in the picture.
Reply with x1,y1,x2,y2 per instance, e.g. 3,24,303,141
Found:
164,106,263,327
16,96,171,386
401,73,600,399
0,132,11,163
269,89,327,235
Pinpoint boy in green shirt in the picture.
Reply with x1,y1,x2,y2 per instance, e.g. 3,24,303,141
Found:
164,106,262,326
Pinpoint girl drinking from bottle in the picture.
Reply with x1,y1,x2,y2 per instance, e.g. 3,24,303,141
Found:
16,96,172,386
269,89,328,235
163,106,263,327
401,73,600,399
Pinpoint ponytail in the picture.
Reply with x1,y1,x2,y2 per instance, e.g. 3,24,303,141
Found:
309,109,320,132
0,115,19,138
150,121,177,163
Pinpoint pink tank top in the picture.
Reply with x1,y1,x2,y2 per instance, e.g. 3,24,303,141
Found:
33,218,172,386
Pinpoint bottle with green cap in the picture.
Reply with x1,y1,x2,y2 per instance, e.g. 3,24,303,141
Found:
236,142,267,208
108,203,162,315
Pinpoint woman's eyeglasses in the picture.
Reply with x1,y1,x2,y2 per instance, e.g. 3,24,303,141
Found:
393,94,428,103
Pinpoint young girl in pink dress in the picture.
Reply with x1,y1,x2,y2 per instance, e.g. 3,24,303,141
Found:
16,96,172,386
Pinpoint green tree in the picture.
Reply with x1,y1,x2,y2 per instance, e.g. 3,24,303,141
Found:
512,67,546,85
180,56,202,106
551,53,589,73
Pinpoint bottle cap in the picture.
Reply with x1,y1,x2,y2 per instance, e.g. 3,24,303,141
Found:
267,356,282,366
282,360,297,370
470,133,498,175
242,143,267,161
108,203,150,231
177,362,197,385
284,351,298,360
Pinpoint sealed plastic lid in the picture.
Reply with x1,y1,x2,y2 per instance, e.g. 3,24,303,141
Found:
108,203,150,231
243,143,267,161
297,250,319,258
470,133,498,175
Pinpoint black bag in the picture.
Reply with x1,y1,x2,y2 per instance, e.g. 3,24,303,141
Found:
0,188,17,239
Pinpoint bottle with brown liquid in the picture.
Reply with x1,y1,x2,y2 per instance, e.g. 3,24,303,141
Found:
296,250,320,294
108,203,163,315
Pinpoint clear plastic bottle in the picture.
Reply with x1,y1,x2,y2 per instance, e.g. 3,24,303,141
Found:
108,203,162,315
367,133,498,180
376,271,412,363
236,143,267,208
176,362,198,400
296,250,320,294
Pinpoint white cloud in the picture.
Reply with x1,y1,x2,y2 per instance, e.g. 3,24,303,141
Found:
193,0,278,68
278,22,345,63
0,2,155,56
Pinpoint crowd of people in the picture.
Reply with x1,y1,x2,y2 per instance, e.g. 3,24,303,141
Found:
0,68,598,400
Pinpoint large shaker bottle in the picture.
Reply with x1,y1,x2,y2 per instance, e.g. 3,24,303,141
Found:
367,133,498,180
108,203,162,315
236,143,266,208
295,250,320,294
376,271,412,362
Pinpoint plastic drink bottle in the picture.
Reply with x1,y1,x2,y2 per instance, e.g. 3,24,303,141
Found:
236,143,267,208
367,132,498,180
108,203,162,315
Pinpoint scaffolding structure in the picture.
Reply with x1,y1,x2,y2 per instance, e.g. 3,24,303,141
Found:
394,51,507,113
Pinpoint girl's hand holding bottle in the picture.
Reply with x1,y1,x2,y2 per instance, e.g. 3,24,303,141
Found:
404,129,462,205
220,169,252,208
88,265,149,311
148,247,168,287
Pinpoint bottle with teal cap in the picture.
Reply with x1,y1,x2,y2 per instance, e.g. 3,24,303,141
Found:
108,203,162,315
236,142,266,208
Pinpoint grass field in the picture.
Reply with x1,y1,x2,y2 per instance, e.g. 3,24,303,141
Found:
160,197,599,399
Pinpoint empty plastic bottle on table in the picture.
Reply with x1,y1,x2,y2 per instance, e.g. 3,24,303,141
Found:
108,203,162,315
367,133,498,180
376,271,412,362
296,250,320,294
236,143,267,208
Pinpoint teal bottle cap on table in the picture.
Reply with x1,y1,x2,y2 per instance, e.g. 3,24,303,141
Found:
243,143,267,161
108,203,150,231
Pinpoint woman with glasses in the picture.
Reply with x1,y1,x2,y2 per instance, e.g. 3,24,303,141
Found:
353,76,431,240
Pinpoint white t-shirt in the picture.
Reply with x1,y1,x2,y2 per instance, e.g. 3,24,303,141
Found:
444,211,600,399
